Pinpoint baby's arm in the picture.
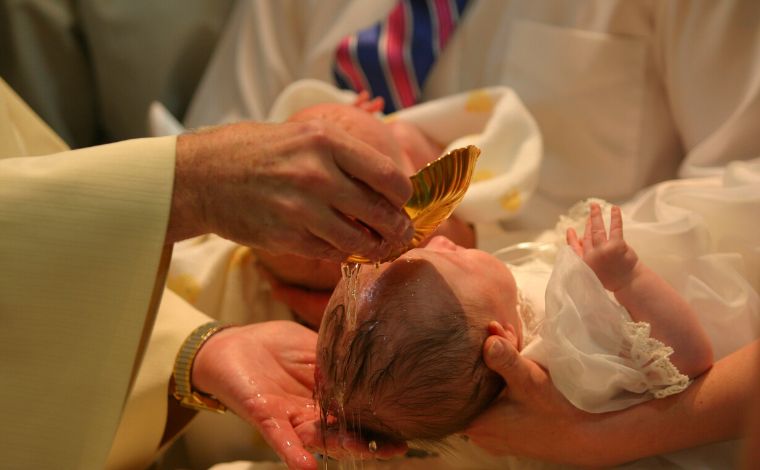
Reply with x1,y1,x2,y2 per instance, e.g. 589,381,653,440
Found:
566,203,713,378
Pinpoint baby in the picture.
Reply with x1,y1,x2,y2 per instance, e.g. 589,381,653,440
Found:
255,94,474,327
315,203,714,444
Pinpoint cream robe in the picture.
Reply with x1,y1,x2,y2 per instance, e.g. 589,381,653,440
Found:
186,0,760,234
0,78,209,469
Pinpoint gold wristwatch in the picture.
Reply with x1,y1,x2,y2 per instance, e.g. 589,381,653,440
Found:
172,321,230,413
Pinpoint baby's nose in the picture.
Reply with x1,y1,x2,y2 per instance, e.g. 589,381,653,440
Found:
426,235,458,251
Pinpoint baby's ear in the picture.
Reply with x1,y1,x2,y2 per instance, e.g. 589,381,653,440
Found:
503,323,520,350
487,321,520,351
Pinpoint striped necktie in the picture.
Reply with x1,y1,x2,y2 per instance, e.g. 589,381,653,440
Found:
333,0,472,114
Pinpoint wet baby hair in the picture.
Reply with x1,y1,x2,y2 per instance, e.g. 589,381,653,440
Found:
316,258,504,443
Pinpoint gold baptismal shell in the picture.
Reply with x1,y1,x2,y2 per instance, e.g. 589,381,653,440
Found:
348,145,480,263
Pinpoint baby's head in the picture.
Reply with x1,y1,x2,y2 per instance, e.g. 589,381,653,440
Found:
316,236,521,443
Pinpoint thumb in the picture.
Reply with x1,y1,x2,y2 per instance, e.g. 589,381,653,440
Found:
483,335,533,388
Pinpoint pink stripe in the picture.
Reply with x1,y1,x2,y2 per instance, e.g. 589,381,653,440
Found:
434,0,454,48
335,37,365,92
385,3,416,107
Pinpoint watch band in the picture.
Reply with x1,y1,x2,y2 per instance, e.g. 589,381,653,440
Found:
172,321,231,413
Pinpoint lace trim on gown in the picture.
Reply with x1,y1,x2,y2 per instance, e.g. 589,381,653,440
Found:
620,321,690,398
515,288,541,346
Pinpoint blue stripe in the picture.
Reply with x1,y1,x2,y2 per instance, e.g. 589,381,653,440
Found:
455,0,470,16
355,24,397,113
409,0,435,89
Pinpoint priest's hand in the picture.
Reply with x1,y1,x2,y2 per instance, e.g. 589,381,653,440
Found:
168,120,414,263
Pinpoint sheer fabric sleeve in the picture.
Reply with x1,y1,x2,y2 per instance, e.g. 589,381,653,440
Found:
521,246,689,413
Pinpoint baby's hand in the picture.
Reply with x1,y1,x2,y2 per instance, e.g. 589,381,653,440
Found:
353,90,385,113
566,203,640,292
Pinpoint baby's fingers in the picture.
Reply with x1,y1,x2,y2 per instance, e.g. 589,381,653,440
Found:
566,228,584,257
589,203,608,246
353,91,384,113
608,206,624,240
582,215,593,253
353,90,370,106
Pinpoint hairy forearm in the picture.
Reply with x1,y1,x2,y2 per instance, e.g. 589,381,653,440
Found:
166,131,212,244
166,126,236,244
583,340,758,466
614,264,713,377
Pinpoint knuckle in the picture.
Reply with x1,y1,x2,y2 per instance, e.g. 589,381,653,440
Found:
611,242,628,256
367,195,395,224
258,416,282,435
600,241,627,260
274,196,299,216
279,159,331,191
240,397,264,421
334,229,366,252
377,159,399,181
300,120,332,147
